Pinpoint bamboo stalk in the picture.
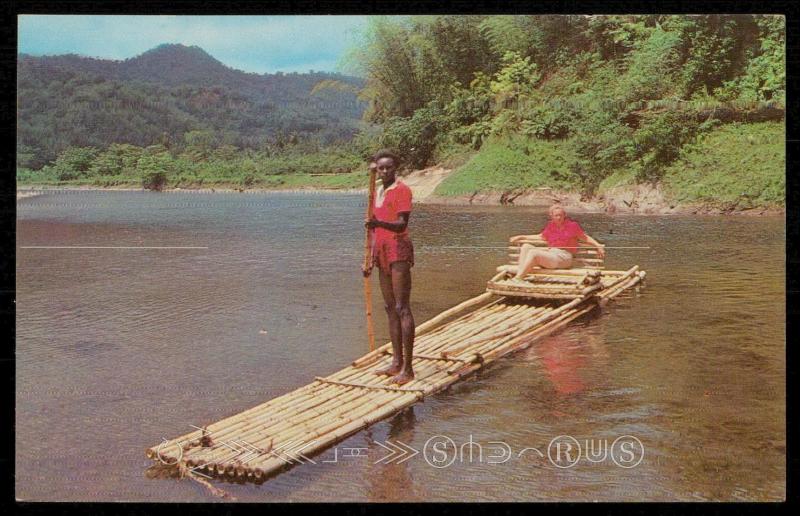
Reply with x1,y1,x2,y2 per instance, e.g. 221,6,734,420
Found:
423,303,530,354
251,391,421,478
597,265,639,292
509,254,605,264
412,303,518,355
496,265,606,276
314,376,426,393
247,390,420,471
182,395,358,465
597,274,643,299
436,309,547,360
507,246,601,256
414,291,496,335
483,303,597,361
386,351,471,363
441,308,546,359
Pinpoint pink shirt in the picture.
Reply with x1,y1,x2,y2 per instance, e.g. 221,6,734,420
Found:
373,180,412,243
541,219,586,255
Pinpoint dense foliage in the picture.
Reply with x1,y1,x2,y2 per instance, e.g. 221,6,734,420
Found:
16,142,365,189
18,44,366,168
347,15,784,194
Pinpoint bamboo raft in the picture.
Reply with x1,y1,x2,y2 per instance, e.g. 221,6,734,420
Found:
146,237,646,484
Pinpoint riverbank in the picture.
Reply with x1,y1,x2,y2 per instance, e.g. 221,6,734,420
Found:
419,181,784,216
18,166,783,216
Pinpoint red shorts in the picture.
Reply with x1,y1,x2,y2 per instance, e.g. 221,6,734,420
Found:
373,234,414,273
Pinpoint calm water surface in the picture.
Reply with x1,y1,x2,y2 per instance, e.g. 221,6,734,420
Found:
16,190,785,501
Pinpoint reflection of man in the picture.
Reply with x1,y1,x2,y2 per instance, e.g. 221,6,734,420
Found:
534,329,611,398
366,409,421,501
538,335,587,395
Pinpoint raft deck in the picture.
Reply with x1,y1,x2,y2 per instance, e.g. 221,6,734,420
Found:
146,265,646,483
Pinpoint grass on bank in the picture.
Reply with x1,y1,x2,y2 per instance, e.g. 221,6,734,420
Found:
435,121,784,210
659,121,785,209
433,136,579,196
598,121,787,208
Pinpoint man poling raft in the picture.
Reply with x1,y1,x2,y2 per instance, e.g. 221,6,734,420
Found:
362,149,416,386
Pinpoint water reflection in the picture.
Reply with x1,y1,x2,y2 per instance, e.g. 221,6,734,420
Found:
533,314,610,398
364,408,423,502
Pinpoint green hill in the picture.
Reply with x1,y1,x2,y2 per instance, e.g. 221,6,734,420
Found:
17,44,366,168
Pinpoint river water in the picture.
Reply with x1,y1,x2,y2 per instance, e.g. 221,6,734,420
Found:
16,190,785,502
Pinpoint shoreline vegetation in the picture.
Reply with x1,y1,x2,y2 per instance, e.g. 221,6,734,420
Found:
18,120,785,216
15,184,784,216
18,16,785,216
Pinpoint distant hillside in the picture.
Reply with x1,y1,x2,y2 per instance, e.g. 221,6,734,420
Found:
17,44,366,167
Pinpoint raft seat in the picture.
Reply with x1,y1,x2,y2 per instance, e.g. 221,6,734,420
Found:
486,237,605,299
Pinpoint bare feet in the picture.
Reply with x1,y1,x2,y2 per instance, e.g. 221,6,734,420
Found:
390,371,415,385
375,363,402,376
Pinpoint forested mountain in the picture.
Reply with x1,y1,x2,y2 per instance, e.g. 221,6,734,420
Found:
17,44,366,167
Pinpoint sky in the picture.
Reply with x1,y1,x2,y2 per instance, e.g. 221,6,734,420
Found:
18,15,371,74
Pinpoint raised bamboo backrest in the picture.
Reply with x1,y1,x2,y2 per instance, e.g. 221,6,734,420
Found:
508,237,604,270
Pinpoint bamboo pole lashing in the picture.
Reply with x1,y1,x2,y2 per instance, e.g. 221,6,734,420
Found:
187,386,393,467
148,380,330,456
210,393,393,473
179,382,368,458
441,307,552,359
246,389,421,471
251,390,422,478
181,389,364,465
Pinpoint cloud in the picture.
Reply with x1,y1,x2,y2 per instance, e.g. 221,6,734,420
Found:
18,15,370,73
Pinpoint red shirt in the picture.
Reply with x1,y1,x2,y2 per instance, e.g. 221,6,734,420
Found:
373,181,412,243
541,218,586,254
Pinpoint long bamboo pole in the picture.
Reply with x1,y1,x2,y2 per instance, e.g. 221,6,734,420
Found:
363,164,378,352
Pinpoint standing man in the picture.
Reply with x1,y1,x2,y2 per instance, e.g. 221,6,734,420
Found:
362,149,416,385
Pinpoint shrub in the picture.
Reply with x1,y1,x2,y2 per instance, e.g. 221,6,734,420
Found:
142,171,167,191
